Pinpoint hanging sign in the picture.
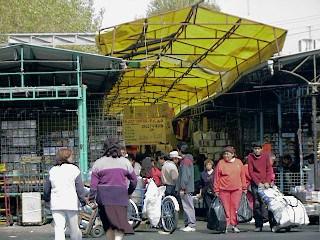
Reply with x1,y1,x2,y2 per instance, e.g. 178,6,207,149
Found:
123,117,170,145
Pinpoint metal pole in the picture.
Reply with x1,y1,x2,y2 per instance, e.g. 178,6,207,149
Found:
237,97,243,155
312,54,319,190
76,54,88,178
254,114,258,141
82,85,88,176
78,92,84,173
297,88,304,185
312,91,318,189
76,56,81,96
20,46,24,87
259,111,264,145
277,98,284,191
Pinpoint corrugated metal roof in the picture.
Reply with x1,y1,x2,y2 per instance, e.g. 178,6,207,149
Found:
0,43,124,94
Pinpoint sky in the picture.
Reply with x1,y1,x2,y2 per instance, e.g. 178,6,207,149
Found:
93,0,320,55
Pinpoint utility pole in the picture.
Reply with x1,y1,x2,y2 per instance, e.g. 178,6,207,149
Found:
312,55,319,190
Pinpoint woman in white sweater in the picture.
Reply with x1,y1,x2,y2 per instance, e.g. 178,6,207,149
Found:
44,148,87,240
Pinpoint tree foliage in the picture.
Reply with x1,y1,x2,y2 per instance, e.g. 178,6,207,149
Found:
0,0,104,52
147,0,220,16
0,0,103,33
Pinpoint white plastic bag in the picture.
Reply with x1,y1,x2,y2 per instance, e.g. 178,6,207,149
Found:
142,179,166,227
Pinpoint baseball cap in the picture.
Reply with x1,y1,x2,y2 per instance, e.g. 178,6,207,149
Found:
169,150,182,159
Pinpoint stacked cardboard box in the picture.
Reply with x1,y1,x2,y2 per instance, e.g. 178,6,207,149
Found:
195,130,230,160
41,130,78,166
88,117,124,162
0,120,37,173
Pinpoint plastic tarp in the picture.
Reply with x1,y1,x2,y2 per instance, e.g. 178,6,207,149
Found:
96,4,287,115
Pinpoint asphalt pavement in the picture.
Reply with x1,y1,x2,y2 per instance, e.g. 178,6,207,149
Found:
0,220,319,240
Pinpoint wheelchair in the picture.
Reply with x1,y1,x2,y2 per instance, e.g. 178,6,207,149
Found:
127,179,179,233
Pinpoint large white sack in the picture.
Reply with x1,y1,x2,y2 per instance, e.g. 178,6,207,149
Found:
269,196,309,227
142,179,166,227
260,186,309,227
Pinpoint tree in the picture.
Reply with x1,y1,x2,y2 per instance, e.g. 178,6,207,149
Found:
147,0,220,16
0,0,104,52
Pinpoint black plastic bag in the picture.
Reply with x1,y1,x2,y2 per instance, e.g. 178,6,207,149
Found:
207,196,227,232
237,193,253,223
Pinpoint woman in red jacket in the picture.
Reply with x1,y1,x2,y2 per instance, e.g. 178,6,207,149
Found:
214,146,247,233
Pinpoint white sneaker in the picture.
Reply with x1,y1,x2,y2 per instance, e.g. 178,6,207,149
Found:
271,226,278,233
158,230,170,235
249,219,255,224
181,226,196,232
232,226,240,233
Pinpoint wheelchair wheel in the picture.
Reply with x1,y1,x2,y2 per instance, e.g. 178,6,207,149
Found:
161,196,178,233
127,199,141,229
90,225,104,238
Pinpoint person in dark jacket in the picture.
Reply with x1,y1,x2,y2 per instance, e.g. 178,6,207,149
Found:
89,138,137,240
176,142,196,232
197,159,215,211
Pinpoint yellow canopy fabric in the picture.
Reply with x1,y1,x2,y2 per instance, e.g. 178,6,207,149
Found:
96,4,286,115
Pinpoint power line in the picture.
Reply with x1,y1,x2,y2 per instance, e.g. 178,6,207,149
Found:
287,27,320,37
289,24,320,31
270,14,320,25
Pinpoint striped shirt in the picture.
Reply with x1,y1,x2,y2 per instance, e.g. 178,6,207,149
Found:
89,156,137,206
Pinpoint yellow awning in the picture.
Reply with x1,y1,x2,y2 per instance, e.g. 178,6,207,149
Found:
96,4,286,115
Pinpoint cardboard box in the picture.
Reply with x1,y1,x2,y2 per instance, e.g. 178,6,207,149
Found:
43,148,50,156
199,140,205,147
215,139,227,147
206,147,215,154
311,191,320,202
207,153,214,160
22,192,42,224
199,147,207,153
1,121,8,129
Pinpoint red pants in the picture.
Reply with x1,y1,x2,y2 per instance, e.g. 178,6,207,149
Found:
219,189,242,226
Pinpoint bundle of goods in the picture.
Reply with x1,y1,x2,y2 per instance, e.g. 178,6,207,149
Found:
258,186,309,230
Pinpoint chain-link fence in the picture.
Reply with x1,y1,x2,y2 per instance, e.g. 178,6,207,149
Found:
274,171,309,194
0,99,123,220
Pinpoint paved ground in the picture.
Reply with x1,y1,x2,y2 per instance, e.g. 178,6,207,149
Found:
0,220,319,240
